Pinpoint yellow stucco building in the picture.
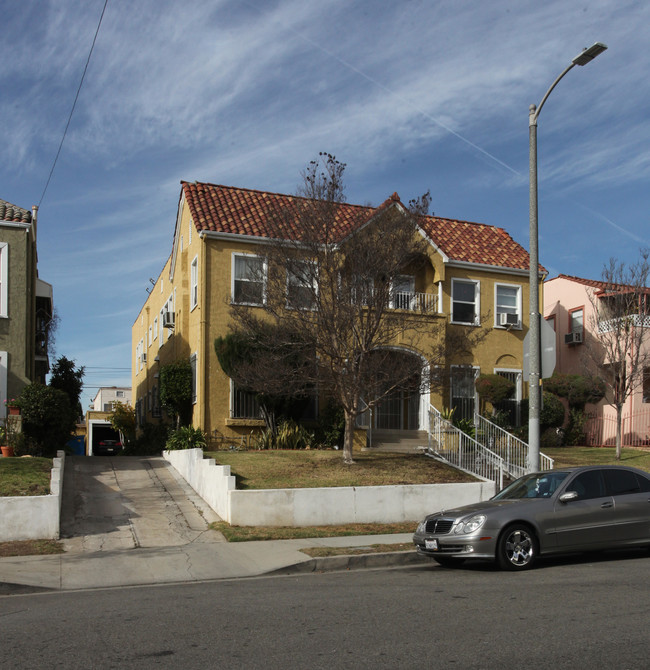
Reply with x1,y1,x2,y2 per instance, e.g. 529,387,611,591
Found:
132,181,542,445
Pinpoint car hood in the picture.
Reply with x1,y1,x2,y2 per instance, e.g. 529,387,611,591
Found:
426,499,540,520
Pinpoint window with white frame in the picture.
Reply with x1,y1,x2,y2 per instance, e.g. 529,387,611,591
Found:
0,350,7,417
0,243,8,318
190,256,198,310
190,353,197,404
286,260,317,310
451,279,479,325
232,254,266,305
148,325,153,347
495,283,521,327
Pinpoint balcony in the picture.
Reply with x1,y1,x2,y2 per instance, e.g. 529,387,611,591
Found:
598,314,650,333
390,291,439,313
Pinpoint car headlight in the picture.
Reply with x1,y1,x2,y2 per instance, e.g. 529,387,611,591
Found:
453,514,486,534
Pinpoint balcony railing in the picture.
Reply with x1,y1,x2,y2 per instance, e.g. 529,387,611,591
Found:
390,291,438,313
598,314,650,332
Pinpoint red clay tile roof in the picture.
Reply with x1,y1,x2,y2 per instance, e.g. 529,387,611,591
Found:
552,273,650,296
181,181,535,272
0,199,31,223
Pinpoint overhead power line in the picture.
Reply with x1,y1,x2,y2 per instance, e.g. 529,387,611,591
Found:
38,0,109,207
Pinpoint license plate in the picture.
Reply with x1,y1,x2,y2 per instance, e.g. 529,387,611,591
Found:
425,539,439,550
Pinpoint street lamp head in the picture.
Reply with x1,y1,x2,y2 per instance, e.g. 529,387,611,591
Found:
572,42,608,66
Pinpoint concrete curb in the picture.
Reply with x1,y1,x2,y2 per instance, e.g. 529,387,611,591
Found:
270,550,425,575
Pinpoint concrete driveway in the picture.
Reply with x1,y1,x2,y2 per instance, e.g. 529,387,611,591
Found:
60,455,224,553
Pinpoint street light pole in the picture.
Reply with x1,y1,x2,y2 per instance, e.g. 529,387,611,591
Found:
527,42,607,473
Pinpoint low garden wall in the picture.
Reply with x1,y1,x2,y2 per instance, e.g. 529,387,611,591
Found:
0,450,65,542
163,448,495,527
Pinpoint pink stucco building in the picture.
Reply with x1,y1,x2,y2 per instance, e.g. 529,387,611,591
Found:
544,274,650,446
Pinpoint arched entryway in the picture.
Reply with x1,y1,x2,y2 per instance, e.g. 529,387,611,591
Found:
357,348,429,432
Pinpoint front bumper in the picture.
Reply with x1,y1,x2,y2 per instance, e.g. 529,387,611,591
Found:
413,531,497,561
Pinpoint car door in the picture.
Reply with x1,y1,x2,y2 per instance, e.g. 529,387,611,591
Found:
603,468,650,543
552,469,617,551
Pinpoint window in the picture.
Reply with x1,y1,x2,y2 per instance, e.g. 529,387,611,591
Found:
643,367,650,403
495,283,521,327
232,382,262,419
568,470,606,500
0,243,8,317
287,260,317,310
390,275,415,310
451,279,479,325
148,326,153,347
450,366,478,421
604,469,642,496
190,353,197,404
233,254,266,305
0,350,7,417
190,256,198,310
569,308,584,337
116,390,124,398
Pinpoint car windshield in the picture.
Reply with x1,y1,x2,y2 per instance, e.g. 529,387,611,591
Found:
492,472,570,500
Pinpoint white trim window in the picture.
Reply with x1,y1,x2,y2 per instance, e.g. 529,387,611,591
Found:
451,278,480,325
0,350,7,418
190,353,197,404
232,254,266,306
190,255,199,310
0,243,8,318
286,260,317,310
495,283,522,328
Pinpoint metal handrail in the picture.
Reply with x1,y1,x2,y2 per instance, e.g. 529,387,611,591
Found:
427,406,504,489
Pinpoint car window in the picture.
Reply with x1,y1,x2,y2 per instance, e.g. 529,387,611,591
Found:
567,470,606,500
493,472,569,500
604,469,642,496
635,472,650,493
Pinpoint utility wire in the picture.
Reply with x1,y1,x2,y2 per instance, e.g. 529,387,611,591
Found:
38,0,109,207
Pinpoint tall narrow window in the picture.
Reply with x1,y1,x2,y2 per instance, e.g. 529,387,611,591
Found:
495,284,521,327
190,353,197,404
287,260,317,310
0,243,8,318
451,279,479,325
233,254,266,305
450,366,478,422
190,256,198,310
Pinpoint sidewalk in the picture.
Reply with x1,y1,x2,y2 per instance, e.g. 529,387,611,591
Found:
0,533,421,592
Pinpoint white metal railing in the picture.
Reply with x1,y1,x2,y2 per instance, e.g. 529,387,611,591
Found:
473,413,554,477
598,314,650,332
391,291,438,313
427,406,504,488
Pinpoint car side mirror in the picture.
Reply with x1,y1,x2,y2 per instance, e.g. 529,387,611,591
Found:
559,491,578,503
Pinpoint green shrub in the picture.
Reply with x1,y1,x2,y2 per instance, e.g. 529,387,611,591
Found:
165,425,207,450
314,402,345,448
124,423,169,456
475,374,515,406
18,383,76,457
453,416,476,438
254,420,313,450
540,392,564,430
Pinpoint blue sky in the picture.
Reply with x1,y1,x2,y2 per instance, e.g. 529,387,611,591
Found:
1,0,648,406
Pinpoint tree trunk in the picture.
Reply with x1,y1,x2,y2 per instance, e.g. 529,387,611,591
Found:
343,408,356,464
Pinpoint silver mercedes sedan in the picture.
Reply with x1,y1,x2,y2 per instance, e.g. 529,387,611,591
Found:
413,465,650,570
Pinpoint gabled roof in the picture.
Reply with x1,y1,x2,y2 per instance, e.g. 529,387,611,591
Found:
550,273,650,297
181,181,535,272
0,199,32,223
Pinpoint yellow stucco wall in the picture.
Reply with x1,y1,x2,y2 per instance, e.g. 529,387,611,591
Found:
132,198,541,439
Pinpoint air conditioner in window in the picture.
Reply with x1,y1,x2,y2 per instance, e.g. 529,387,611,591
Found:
141,352,147,364
162,311,175,329
498,313,520,327
564,331,583,345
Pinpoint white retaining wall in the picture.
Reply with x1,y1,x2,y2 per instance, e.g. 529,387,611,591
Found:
164,448,495,527
0,451,65,542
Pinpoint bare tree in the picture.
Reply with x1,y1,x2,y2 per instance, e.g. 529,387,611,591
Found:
584,250,650,458
225,154,482,463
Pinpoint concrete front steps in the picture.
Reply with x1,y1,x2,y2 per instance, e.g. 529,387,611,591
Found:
364,430,429,453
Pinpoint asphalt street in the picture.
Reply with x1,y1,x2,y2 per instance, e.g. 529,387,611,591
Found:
1,550,648,669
